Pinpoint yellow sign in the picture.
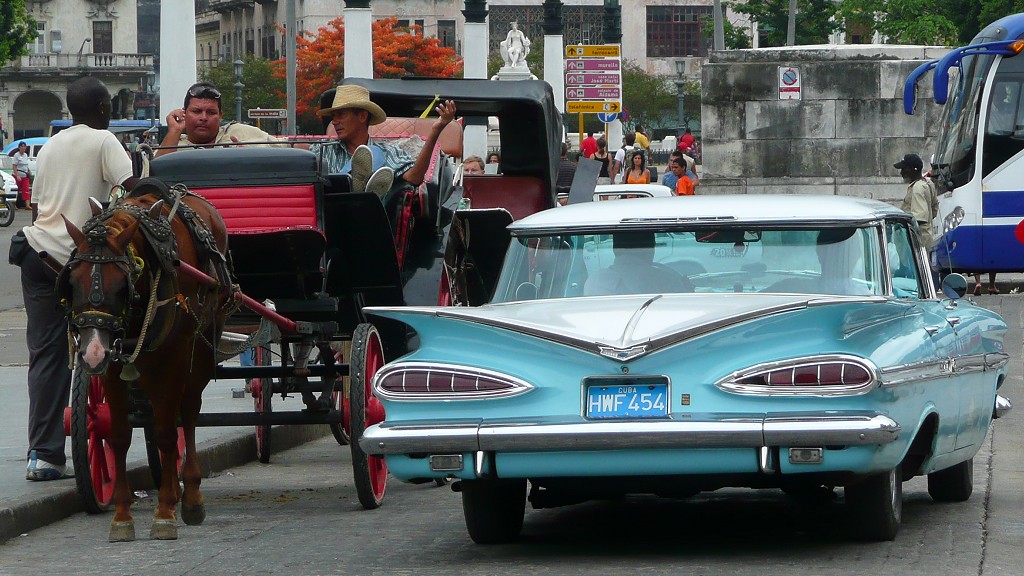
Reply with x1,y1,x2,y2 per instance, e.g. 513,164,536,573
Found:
566,101,621,113
565,45,621,58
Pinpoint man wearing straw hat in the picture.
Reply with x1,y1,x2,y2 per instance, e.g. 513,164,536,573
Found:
310,84,456,198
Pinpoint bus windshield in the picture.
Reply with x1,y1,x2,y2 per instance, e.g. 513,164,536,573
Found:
932,53,995,190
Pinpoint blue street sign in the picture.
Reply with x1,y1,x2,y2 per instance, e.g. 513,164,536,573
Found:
597,112,619,123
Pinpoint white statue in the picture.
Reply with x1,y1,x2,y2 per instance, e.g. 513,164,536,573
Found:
500,21,531,69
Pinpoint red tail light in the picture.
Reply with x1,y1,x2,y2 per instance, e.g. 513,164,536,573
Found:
717,356,877,396
373,363,533,400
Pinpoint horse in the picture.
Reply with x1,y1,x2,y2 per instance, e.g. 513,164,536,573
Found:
59,178,232,542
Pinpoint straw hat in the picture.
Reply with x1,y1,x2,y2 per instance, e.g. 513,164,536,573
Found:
316,85,387,125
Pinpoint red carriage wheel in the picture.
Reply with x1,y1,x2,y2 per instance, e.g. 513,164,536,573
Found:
69,365,114,513
144,426,185,488
349,323,388,509
437,268,453,306
252,345,273,463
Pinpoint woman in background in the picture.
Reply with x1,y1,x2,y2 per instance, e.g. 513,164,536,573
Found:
624,149,649,184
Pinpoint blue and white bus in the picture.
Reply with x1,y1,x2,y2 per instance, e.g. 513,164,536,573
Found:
48,119,156,138
905,13,1024,273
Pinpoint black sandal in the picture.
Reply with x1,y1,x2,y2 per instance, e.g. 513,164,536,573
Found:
973,285,982,296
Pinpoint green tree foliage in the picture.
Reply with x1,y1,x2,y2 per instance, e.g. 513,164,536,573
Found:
702,3,753,50
201,56,286,123
734,0,840,46
0,0,38,64
621,60,680,131
836,0,959,45
979,1,1024,31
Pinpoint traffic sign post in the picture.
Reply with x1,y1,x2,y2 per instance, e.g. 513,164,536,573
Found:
564,43,623,145
248,108,288,119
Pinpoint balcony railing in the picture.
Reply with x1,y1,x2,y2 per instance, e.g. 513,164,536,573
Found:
7,53,154,70
208,0,255,13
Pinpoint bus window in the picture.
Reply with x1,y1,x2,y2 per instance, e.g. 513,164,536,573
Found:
982,53,1024,177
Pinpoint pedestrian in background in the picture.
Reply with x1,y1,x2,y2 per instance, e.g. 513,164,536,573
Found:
634,124,651,151
594,137,611,185
555,142,576,194
624,149,650,184
580,131,598,159
894,153,938,249
17,76,137,481
668,157,694,196
12,141,31,209
610,132,636,184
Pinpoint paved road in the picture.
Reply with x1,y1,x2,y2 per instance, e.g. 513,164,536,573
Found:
0,297,1020,575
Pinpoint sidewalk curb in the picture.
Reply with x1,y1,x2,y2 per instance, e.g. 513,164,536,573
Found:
0,424,330,543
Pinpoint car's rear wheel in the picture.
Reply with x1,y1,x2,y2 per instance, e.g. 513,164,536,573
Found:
927,457,973,502
846,466,902,541
461,478,527,544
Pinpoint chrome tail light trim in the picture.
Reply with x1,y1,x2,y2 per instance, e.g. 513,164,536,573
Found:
715,354,879,397
372,361,534,401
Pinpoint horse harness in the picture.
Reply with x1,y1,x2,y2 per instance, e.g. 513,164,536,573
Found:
59,183,234,377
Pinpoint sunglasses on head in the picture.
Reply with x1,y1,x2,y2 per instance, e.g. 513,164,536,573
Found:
187,85,221,100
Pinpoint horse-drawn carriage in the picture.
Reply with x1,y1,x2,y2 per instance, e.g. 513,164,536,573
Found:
59,77,563,540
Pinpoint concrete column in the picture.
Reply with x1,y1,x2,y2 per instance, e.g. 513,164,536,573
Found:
541,1,565,115
544,37,565,114
462,2,489,160
160,1,198,122
344,2,374,79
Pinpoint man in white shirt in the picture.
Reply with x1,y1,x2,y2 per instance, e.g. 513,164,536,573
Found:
18,77,137,480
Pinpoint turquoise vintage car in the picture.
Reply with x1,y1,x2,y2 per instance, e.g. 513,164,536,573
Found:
358,195,1012,544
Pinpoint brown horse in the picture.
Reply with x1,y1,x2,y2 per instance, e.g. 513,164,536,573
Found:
60,180,231,542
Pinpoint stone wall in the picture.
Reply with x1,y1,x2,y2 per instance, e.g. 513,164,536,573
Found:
700,45,951,204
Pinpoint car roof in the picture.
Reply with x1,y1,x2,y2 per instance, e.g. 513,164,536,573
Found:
510,195,909,233
2,137,48,154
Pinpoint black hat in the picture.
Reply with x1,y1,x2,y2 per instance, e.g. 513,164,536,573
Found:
893,153,923,171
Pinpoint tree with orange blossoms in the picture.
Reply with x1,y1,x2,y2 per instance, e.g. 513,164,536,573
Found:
276,17,463,133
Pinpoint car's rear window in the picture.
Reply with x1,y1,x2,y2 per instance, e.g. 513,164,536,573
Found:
491,225,884,302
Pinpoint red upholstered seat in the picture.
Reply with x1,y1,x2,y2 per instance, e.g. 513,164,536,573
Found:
193,185,320,234
462,175,549,221
193,184,326,302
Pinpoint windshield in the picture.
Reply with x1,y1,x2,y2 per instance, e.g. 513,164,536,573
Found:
492,226,885,302
933,53,995,189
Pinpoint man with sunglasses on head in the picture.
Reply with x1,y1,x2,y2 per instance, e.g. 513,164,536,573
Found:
155,82,279,157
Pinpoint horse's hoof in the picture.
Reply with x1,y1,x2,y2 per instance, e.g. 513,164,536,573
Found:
181,502,206,526
109,520,136,543
149,519,178,540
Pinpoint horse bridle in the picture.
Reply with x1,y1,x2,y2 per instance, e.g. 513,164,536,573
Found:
63,221,144,335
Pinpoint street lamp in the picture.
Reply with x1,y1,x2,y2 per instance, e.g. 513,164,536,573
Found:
233,59,244,123
675,59,686,137
76,38,91,67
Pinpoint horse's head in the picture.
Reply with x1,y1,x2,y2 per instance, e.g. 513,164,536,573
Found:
59,200,157,375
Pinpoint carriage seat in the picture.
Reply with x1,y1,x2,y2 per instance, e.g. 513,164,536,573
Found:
462,175,550,221
148,148,328,304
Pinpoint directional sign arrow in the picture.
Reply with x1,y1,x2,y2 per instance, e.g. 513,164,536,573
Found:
566,101,621,113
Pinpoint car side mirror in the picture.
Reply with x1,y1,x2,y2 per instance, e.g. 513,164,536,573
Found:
940,273,968,299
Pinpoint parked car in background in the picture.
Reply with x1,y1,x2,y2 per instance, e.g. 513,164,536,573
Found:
1,156,18,203
2,136,48,175
359,194,1012,544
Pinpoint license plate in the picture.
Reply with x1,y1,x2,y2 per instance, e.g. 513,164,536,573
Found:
585,379,669,419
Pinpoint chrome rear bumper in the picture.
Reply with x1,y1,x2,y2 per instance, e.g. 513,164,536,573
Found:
359,411,901,456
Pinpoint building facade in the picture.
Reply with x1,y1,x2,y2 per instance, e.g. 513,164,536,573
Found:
194,1,755,80
1,0,155,140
